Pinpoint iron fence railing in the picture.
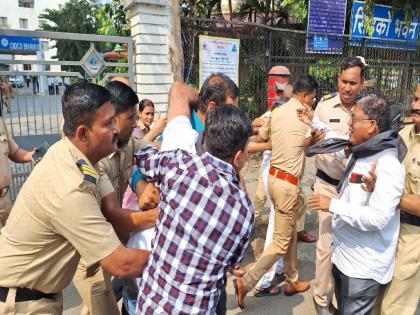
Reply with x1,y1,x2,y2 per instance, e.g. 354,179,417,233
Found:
182,17,420,119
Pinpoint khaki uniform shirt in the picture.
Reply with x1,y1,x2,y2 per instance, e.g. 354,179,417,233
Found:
98,136,148,204
0,138,120,293
400,124,420,195
312,94,351,180
137,121,150,138
0,117,18,189
261,97,309,178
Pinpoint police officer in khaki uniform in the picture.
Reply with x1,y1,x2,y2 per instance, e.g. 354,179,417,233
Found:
0,81,150,315
310,57,365,314
74,80,161,315
374,84,420,315
0,117,34,230
234,74,318,308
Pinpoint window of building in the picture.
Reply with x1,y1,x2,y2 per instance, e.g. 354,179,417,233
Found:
23,64,32,71
18,0,34,8
0,17,7,27
45,65,51,71
19,18,28,29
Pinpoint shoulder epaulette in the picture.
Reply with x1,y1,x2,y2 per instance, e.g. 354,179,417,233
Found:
319,92,338,103
76,159,97,185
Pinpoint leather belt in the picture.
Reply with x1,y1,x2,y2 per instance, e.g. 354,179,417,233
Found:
0,187,9,198
316,169,340,187
0,287,55,303
269,166,298,186
401,212,420,227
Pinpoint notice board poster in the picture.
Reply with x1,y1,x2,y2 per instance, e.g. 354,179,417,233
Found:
306,0,347,54
199,35,240,89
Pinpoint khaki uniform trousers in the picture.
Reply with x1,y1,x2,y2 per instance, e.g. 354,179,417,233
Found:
73,260,120,315
0,289,63,315
373,223,420,315
244,175,302,292
253,170,266,222
295,197,306,233
313,178,337,307
0,190,13,230
253,161,306,232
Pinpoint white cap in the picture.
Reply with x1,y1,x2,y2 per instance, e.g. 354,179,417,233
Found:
356,56,368,66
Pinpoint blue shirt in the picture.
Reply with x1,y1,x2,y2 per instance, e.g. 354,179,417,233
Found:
190,110,205,133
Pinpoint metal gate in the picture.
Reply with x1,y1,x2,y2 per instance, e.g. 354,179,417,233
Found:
0,29,134,200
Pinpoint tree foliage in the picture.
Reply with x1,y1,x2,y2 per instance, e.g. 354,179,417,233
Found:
181,0,221,18
39,0,101,64
101,0,130,36
235,0,308,25
180,0,308,24
38,0,129,69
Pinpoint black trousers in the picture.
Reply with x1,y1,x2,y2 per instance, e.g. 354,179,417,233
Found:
215,277,227,315
332,264,382,315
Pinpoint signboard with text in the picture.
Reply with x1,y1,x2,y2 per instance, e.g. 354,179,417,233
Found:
306,0,347,54
350,1,420,50
81,46,105,79
0,35,41,55
199,35,240,89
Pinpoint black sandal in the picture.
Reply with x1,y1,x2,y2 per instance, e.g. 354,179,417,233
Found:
254,285,281,297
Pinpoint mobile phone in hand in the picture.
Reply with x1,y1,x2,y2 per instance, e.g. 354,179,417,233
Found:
349,172,364,184
33,141,50,161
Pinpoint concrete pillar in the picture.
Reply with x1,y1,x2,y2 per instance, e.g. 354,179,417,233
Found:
124,0,174,114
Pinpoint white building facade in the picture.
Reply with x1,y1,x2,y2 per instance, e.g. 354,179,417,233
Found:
0,0,69,73
124,0,175,113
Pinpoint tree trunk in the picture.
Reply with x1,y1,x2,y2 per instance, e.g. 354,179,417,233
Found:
271,0,275,25
228,0,233,20
169,0,184,82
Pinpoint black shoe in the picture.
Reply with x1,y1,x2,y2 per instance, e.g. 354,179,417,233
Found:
274,272,285,283
328,301,338,315
313,298,332,315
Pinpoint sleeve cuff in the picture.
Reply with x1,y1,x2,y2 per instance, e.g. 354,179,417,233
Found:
84,238,121,268
98,174,115,199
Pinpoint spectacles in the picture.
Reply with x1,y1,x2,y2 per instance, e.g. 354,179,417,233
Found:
349,115,375,125
411,109,420,116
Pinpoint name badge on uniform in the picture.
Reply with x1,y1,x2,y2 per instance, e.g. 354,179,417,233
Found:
329,119,340,123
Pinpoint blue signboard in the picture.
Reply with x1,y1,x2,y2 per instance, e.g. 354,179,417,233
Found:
0,35,41,54
350,1,420,50
306,0,347,54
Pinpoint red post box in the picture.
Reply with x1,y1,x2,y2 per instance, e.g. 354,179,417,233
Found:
267,66,290,110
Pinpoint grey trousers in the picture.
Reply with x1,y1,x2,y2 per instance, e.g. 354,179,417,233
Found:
332,264,383,315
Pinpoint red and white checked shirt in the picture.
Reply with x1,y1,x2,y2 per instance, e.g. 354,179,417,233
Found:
135,145,254,314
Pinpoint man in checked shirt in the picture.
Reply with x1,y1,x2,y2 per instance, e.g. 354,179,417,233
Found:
134,82,254,314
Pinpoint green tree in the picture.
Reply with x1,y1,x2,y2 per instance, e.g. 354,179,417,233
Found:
101,0,130,36
39,0,101,66
181,0,221,18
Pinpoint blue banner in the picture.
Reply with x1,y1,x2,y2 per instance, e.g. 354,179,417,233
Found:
306,0,347,54
350,1,420,50
0,35,41,54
